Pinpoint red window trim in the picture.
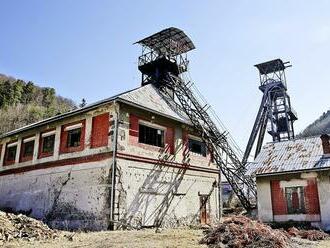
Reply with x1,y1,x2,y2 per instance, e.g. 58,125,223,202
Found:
20,135,35,163
182,130,212,162
0,144,2,164
4,141,18,166
129,114,175,154
60,120,86,154
38,128,56,159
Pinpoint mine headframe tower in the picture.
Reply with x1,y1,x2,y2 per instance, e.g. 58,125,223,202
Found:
242,59,298,164
135,27,256,211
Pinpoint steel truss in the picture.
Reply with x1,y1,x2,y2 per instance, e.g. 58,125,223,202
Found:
161,73,256,210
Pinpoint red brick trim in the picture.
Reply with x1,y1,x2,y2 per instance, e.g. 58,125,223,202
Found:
0,152,112,177
116,152,219,174
60,120,86,154
91,113,110,148
271,180,287,215
304,178,320,215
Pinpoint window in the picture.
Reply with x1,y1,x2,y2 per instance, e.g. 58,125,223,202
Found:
42,135,55,153
5,143,17,165
20,139,35,162
285,186,305,214
188,138,207,156
67,128,82,148
138,124,164,147
60,120,85,154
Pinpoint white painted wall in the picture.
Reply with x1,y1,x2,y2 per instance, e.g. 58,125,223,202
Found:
256,177,273,222
0,159,112,231
116,158,219,228
317,173,330,231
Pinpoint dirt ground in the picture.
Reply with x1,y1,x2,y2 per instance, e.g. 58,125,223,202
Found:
1,228,329,248
0,228,207,248
317,240,330,248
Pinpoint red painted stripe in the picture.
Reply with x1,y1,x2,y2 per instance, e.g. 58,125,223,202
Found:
116,152,219,174
0,152,112,177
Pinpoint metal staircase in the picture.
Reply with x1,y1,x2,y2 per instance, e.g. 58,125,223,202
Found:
162,73,256,210
136,27,256,210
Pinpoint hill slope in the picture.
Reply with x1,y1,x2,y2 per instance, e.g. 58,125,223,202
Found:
0,74,76,135
299,110,330,137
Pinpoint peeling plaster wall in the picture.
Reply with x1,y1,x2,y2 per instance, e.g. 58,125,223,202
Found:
115,158,219,228
0,103,116,231
0,159,112,230
112,104,220,228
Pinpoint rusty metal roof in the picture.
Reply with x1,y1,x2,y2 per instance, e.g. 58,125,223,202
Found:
246,136,330,176
135,27,195,55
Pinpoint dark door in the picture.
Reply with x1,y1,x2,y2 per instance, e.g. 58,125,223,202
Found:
200,195,210,225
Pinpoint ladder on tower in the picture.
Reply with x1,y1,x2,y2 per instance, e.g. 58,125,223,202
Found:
162,73,256,210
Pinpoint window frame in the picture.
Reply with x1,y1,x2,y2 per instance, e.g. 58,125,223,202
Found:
4,141,18,166
20,136,35,162
38,129,56,159
60,120,86,154
67,128,82,148
188,136,207,157
138,121,165,148
285,186,306,215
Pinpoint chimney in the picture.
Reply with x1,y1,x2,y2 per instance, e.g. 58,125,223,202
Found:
320,134,330,155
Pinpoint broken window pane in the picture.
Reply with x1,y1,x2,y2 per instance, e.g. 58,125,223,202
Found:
67,128,82,148
285,186,305,214
188,138,207,156
138,124,164,147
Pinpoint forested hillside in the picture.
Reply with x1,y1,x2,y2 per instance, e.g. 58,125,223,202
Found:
299,110,330,137
0,74,76,135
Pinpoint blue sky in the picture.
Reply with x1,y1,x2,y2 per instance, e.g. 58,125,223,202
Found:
1,1,330,150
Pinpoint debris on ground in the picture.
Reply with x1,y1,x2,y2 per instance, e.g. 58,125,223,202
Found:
287,227,328,241
200,216,291,248
0,210,58,242
200,216,330,248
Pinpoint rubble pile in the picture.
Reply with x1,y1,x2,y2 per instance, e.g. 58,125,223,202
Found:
200,216,291,248
0,210,58,242
287,227,328,241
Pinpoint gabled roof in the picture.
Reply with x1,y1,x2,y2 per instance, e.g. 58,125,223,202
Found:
246,136,330,177
0,84,190,139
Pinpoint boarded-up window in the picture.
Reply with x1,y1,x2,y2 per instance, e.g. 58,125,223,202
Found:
285,186,305,214
91,113,109,148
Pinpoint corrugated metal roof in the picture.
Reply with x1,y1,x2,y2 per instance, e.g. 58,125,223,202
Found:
0,84,190,139
246,136,330,176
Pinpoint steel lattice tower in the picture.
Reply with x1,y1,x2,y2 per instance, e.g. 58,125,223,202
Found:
242,59,298,164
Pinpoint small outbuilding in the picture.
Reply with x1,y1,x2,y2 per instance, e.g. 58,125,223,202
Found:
247,134,330,230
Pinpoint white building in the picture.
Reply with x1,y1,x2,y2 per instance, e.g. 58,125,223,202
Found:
0,83,221,230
